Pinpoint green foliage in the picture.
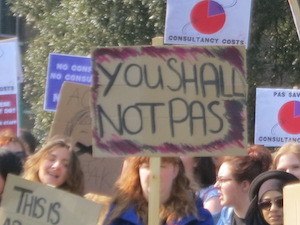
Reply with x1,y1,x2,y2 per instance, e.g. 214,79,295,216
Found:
247,0,300,142
8,0,166,141
7,0,300,143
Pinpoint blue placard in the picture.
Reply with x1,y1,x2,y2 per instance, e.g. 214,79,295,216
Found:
44,53,92,111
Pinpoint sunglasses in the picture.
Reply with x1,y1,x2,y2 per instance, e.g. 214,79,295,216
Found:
258,198,283,211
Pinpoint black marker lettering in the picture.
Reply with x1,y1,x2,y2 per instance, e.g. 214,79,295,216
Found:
200,63,220,97
124,64,143,87
167,58,182,91
189,101,206,136
97,62,122,96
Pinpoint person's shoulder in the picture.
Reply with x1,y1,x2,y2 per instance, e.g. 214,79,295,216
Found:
216,207,234,225
199,185,219,202
195,198,214,225
176,208,213,225
105,205,143,225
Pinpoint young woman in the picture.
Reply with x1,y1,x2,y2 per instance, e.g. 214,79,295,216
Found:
181,157,222,224
215,145,272,225
272,142,300,179
248,170,298,225
104,157,213,225
23,136,84,195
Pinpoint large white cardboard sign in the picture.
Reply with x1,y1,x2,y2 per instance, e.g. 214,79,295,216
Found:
164,0,252,47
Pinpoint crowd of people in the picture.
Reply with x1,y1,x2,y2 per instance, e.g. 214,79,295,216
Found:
0,128,300,225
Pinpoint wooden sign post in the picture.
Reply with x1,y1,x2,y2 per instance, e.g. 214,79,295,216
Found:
148,157,161,225
288,0,300,40
147,37,164,225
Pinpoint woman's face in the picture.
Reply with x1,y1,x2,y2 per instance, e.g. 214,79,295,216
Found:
259,190,283,225
215,162,247,207
139,161,179,204
276,153,300,179
38,146,70,187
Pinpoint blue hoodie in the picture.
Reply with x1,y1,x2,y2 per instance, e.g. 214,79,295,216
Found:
106,198,214,225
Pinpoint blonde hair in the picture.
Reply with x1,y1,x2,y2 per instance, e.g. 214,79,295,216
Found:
272,142,300,169
23,136,84,195
84,192,111,225
104,157,197,225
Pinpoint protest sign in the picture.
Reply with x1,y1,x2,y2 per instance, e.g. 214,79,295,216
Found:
0,174,101,225
164,0,252,47
91,45,247,157
0,37,22,133
49,82,92,147
255,87,300,147
49,82,123,194
284,183,300,225
0,95,18,131
44,53,92,111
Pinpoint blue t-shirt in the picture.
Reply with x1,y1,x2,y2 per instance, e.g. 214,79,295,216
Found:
216,207,234,225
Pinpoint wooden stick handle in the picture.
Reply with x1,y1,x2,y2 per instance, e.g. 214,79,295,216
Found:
288,0,300,40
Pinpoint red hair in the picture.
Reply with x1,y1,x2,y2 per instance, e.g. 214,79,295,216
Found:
221,145,272,183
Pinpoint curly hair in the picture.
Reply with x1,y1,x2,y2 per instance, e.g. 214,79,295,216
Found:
104,157,197,225
23,136,84,195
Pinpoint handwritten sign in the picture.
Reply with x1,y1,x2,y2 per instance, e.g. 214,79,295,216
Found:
0,175,102,225
91,45,247,157
49,82,124,194
49,82,92,147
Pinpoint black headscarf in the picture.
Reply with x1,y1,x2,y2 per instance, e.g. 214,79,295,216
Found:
258,179,284,200
245,170,299,225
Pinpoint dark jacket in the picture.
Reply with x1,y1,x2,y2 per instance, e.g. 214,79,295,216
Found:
106,198,213,225
246,170,299,225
